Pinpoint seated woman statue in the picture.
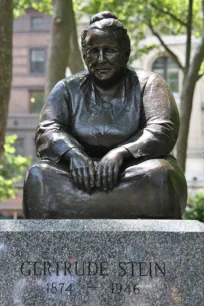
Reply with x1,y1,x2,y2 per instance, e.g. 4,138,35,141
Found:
23,11,187,219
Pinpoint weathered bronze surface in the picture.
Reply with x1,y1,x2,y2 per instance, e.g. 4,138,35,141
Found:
23,11,187,219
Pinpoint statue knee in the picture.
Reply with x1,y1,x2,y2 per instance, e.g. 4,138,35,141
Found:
151,159,170,178
23,162,48,219
150,159,178,191
25,163,44,186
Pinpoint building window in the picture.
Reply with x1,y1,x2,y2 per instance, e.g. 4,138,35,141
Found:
31,17,43,30
152,57,179,94
13,138,24,156
30,91,44,113
30,49,45,73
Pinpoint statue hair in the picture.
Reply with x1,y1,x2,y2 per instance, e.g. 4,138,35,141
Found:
81,11,131,60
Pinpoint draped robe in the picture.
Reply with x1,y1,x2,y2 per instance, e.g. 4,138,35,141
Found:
23,67,187,219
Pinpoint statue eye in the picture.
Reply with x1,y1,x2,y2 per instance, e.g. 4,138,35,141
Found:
90,48,98,54
106,48,116,53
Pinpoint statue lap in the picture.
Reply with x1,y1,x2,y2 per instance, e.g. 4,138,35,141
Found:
23,156,187,219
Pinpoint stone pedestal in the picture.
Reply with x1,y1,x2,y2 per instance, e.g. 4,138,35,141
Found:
0,220,203,306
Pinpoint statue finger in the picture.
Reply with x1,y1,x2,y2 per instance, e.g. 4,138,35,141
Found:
71,169,78,186
113,165,119,186
78,168,85,190
83,167,90,193
102,165,108,191
96,164,102,188
70,158,74,172
107,165,114,190
89,165,95,189
94,161,98,171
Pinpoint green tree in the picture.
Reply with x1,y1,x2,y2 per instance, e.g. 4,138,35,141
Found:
0,0,13,158
0,135,30,202
13,0,52,16
74,0,204,172
184,190,204,222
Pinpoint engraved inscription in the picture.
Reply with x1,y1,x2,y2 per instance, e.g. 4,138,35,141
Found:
20,260,166,296
20,261,165,277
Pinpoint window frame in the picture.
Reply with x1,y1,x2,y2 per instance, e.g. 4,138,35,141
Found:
29,48,46,74
31,16,44,31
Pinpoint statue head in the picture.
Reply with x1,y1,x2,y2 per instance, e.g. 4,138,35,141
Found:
81,11,131,81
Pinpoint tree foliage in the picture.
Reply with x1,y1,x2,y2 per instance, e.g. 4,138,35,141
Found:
0,135,31,202
13,0,53,18
0,0,13,159
184,190,204,222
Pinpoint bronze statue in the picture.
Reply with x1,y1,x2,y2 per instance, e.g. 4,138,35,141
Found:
23,11,187,219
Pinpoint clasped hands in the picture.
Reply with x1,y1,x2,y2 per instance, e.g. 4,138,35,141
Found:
64,147,129,193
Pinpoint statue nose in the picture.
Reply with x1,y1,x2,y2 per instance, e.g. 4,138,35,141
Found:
98,50,106,63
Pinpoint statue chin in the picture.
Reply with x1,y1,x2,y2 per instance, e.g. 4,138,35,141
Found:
93,68,126,88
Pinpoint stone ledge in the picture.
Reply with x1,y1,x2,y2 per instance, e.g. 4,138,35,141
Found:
0,219,203,232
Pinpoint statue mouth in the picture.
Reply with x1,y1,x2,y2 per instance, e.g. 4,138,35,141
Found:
96,68,110,73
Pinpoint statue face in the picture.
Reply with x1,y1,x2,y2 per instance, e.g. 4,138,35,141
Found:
84,28,126,80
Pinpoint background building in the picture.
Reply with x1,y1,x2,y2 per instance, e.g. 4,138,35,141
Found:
1,8,204,218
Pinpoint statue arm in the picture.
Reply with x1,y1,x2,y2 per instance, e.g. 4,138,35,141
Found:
35,80,84,162
119,74,180,158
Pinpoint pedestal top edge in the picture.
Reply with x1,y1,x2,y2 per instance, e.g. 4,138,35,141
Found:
0,220,203,232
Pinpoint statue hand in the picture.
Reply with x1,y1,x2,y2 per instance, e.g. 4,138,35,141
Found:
69,150,95,193
96,148,124,191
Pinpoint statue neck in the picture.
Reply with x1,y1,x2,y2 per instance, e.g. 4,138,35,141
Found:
93,68,126,102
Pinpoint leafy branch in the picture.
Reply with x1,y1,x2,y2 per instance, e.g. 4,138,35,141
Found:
149,2,187,27
148,20,184,71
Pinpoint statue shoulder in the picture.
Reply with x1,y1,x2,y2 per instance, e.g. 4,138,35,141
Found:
63,70,89,90
50,71,89,92
46,71,89,102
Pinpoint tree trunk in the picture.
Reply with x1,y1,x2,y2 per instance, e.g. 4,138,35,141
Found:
67,2,84,74
176,36,204,171
176,78,196,172
0,0,13,158
45,0,83,98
